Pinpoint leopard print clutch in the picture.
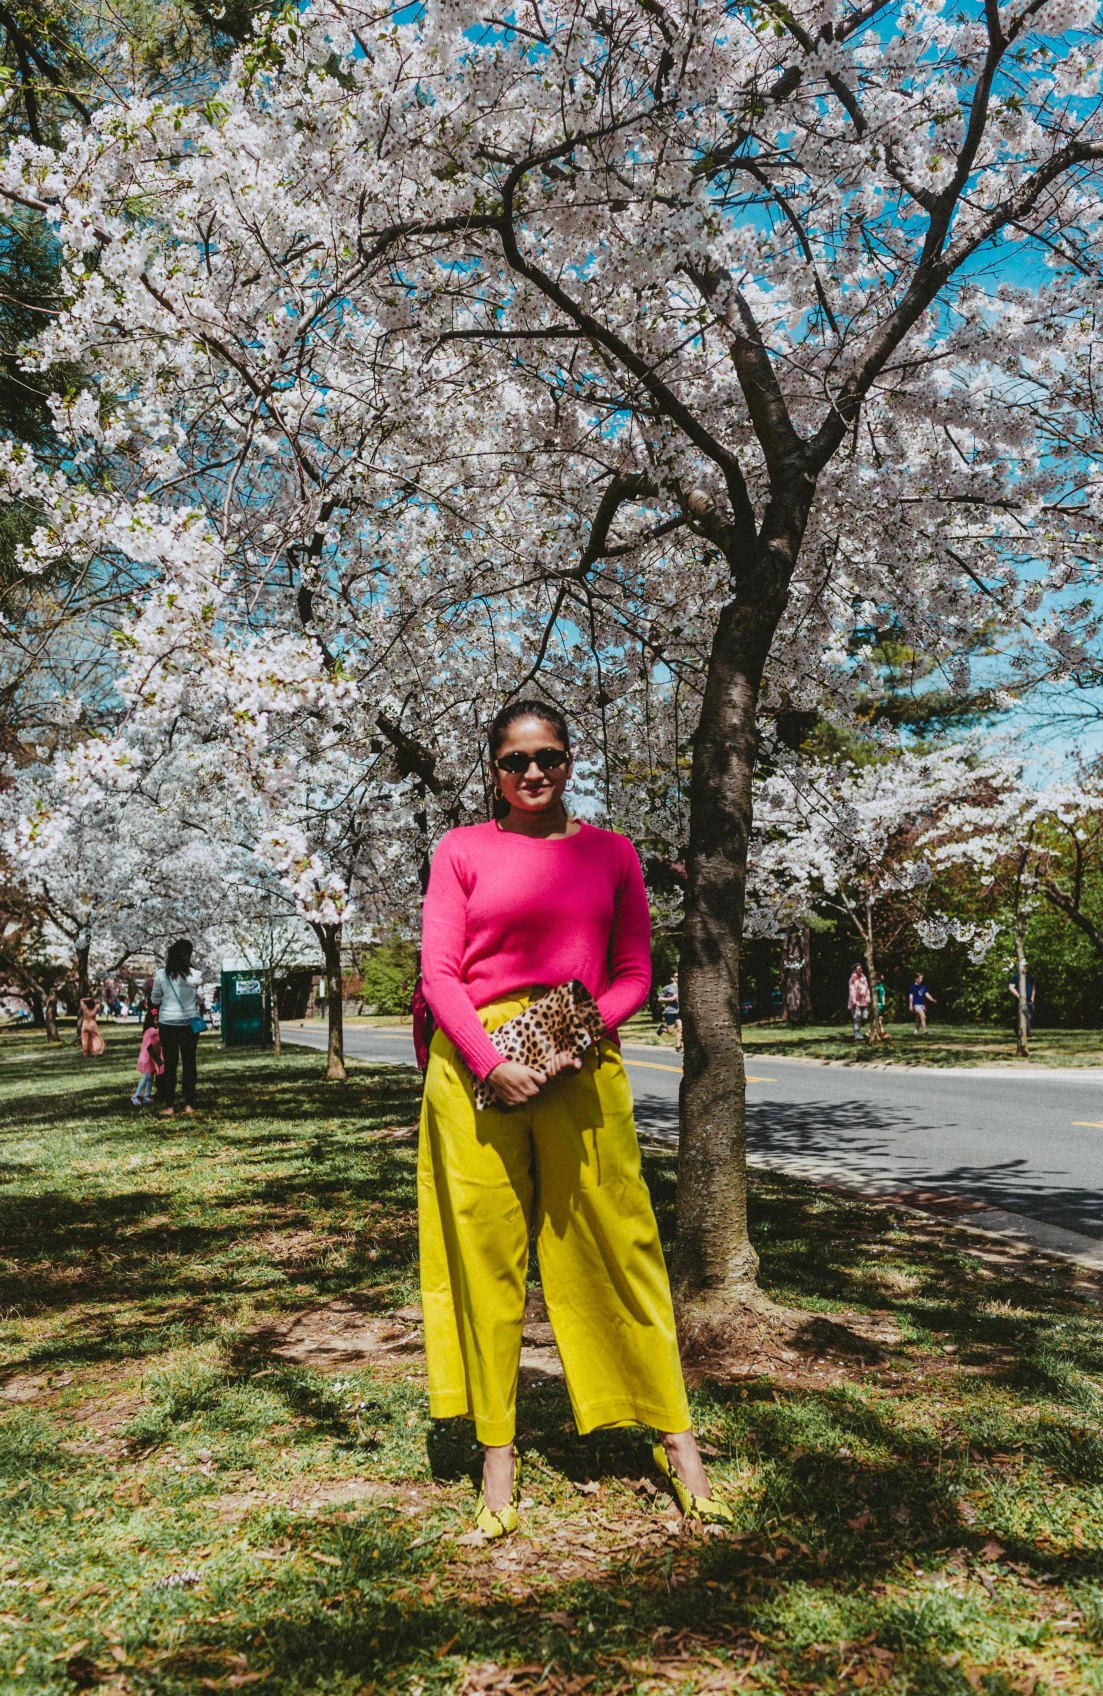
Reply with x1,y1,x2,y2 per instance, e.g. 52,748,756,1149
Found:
472,980,606,1109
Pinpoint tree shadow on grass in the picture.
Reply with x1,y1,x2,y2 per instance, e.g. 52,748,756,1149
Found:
127,1469,1103,1696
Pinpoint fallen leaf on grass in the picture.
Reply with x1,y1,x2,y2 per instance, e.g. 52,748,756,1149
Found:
51,1640,91,1662
455,1529,488,1548
458,1663,544,1694
199,1676,268,1692
847,1507,872,1531
307,1551,341,1567
575,1479,601,1495
979,1539,1006,1562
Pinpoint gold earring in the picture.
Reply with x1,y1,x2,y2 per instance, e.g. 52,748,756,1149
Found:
493,783,503,801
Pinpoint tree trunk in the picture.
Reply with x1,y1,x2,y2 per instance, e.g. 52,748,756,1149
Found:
76,939,91,998
1012,847,1030,1058
269,968,282,1057
44,989,59,1042
1041,880,1103,961
863,897,885,1045
780,924,812,1023
672,602,770,1319
311,921,346,1081
29,989,45,1029
1014,935,1030,1059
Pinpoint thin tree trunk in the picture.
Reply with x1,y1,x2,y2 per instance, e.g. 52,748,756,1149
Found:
76,940,90,998
29,989,45,1029
863,896,885,1044
311,921,346,1081
781,924,812,1023
672,602,769,1317
44,989,59,1042
1041,880,1103,961
269,968,282,1057
1014,935,1030,1058
1013,847,1030,1058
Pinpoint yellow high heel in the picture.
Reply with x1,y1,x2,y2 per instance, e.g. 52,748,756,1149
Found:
474,1447,521,1540
651,1441,735,1526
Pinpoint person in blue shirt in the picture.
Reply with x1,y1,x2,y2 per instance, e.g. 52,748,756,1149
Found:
1008,965,1035,1035
908,972,937,1035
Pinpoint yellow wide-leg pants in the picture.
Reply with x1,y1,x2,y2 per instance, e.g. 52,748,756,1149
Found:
417,990,692,1446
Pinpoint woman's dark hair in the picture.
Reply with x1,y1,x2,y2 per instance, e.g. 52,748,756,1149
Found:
487,698,571,759
165,938,194,980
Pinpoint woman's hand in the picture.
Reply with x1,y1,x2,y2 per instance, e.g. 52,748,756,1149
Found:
543,1050,583,1080
486,1060,548,1105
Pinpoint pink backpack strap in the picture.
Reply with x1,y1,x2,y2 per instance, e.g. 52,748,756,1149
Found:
411,976,434,1072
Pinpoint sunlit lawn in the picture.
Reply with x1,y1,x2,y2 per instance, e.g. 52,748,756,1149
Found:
282,1011,1102,1069
624,1015,1103,1069
2,1025,1103,1694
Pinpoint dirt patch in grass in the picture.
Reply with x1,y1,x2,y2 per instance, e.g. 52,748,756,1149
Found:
679,1296,906,1394
206,1476,399,1517
242,1297,425,1370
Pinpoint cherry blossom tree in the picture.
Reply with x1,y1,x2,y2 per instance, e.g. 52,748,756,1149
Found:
2,0,1102,1321
748,747,1003,1034
917,768,1100,1054
1,750,233,1004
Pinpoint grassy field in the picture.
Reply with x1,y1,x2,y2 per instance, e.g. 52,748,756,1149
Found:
2,1026,1103,1695
284,1012,1103,1069
620,1017,1103,1069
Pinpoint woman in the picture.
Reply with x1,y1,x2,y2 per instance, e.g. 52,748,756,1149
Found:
419,699,731,1538
78,992,105,1057
847,963,871,1041
151,938,203,1116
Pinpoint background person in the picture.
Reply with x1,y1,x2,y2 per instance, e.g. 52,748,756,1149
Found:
657,974,682,1050
419,698,730,1538
78,992,105,1057
908,971,937,1034
872,972,887,1038
1008,963,1036,1035
152,938,204,1117
132,1010,163,1106
847,963,871,1040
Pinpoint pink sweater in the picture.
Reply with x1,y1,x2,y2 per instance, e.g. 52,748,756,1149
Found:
421,820,652,1080
137,1028,164,1075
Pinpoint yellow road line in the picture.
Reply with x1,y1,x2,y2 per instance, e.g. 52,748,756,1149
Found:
623,1056,775,1082
1072,1121,1103,1129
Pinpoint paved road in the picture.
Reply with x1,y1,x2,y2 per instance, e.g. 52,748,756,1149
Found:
281,1023,1103,1248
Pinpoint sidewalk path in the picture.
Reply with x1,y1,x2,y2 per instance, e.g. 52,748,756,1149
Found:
281,1023,1103,1269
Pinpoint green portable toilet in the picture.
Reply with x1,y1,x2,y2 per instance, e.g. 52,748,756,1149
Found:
221,969,271,1048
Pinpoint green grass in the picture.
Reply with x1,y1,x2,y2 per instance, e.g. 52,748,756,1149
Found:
3,1025,1103,1694
623,1015,1103,1068
280,1010,1102,1068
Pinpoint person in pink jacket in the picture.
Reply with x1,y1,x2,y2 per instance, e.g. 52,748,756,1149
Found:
848,964,871,1041
418,698,731,1539
132,1010,164,1107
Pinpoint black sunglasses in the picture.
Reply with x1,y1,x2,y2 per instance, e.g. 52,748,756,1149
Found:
494,747,569,775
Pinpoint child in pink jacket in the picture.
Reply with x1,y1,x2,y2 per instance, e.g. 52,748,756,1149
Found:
132,1011,164,1106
